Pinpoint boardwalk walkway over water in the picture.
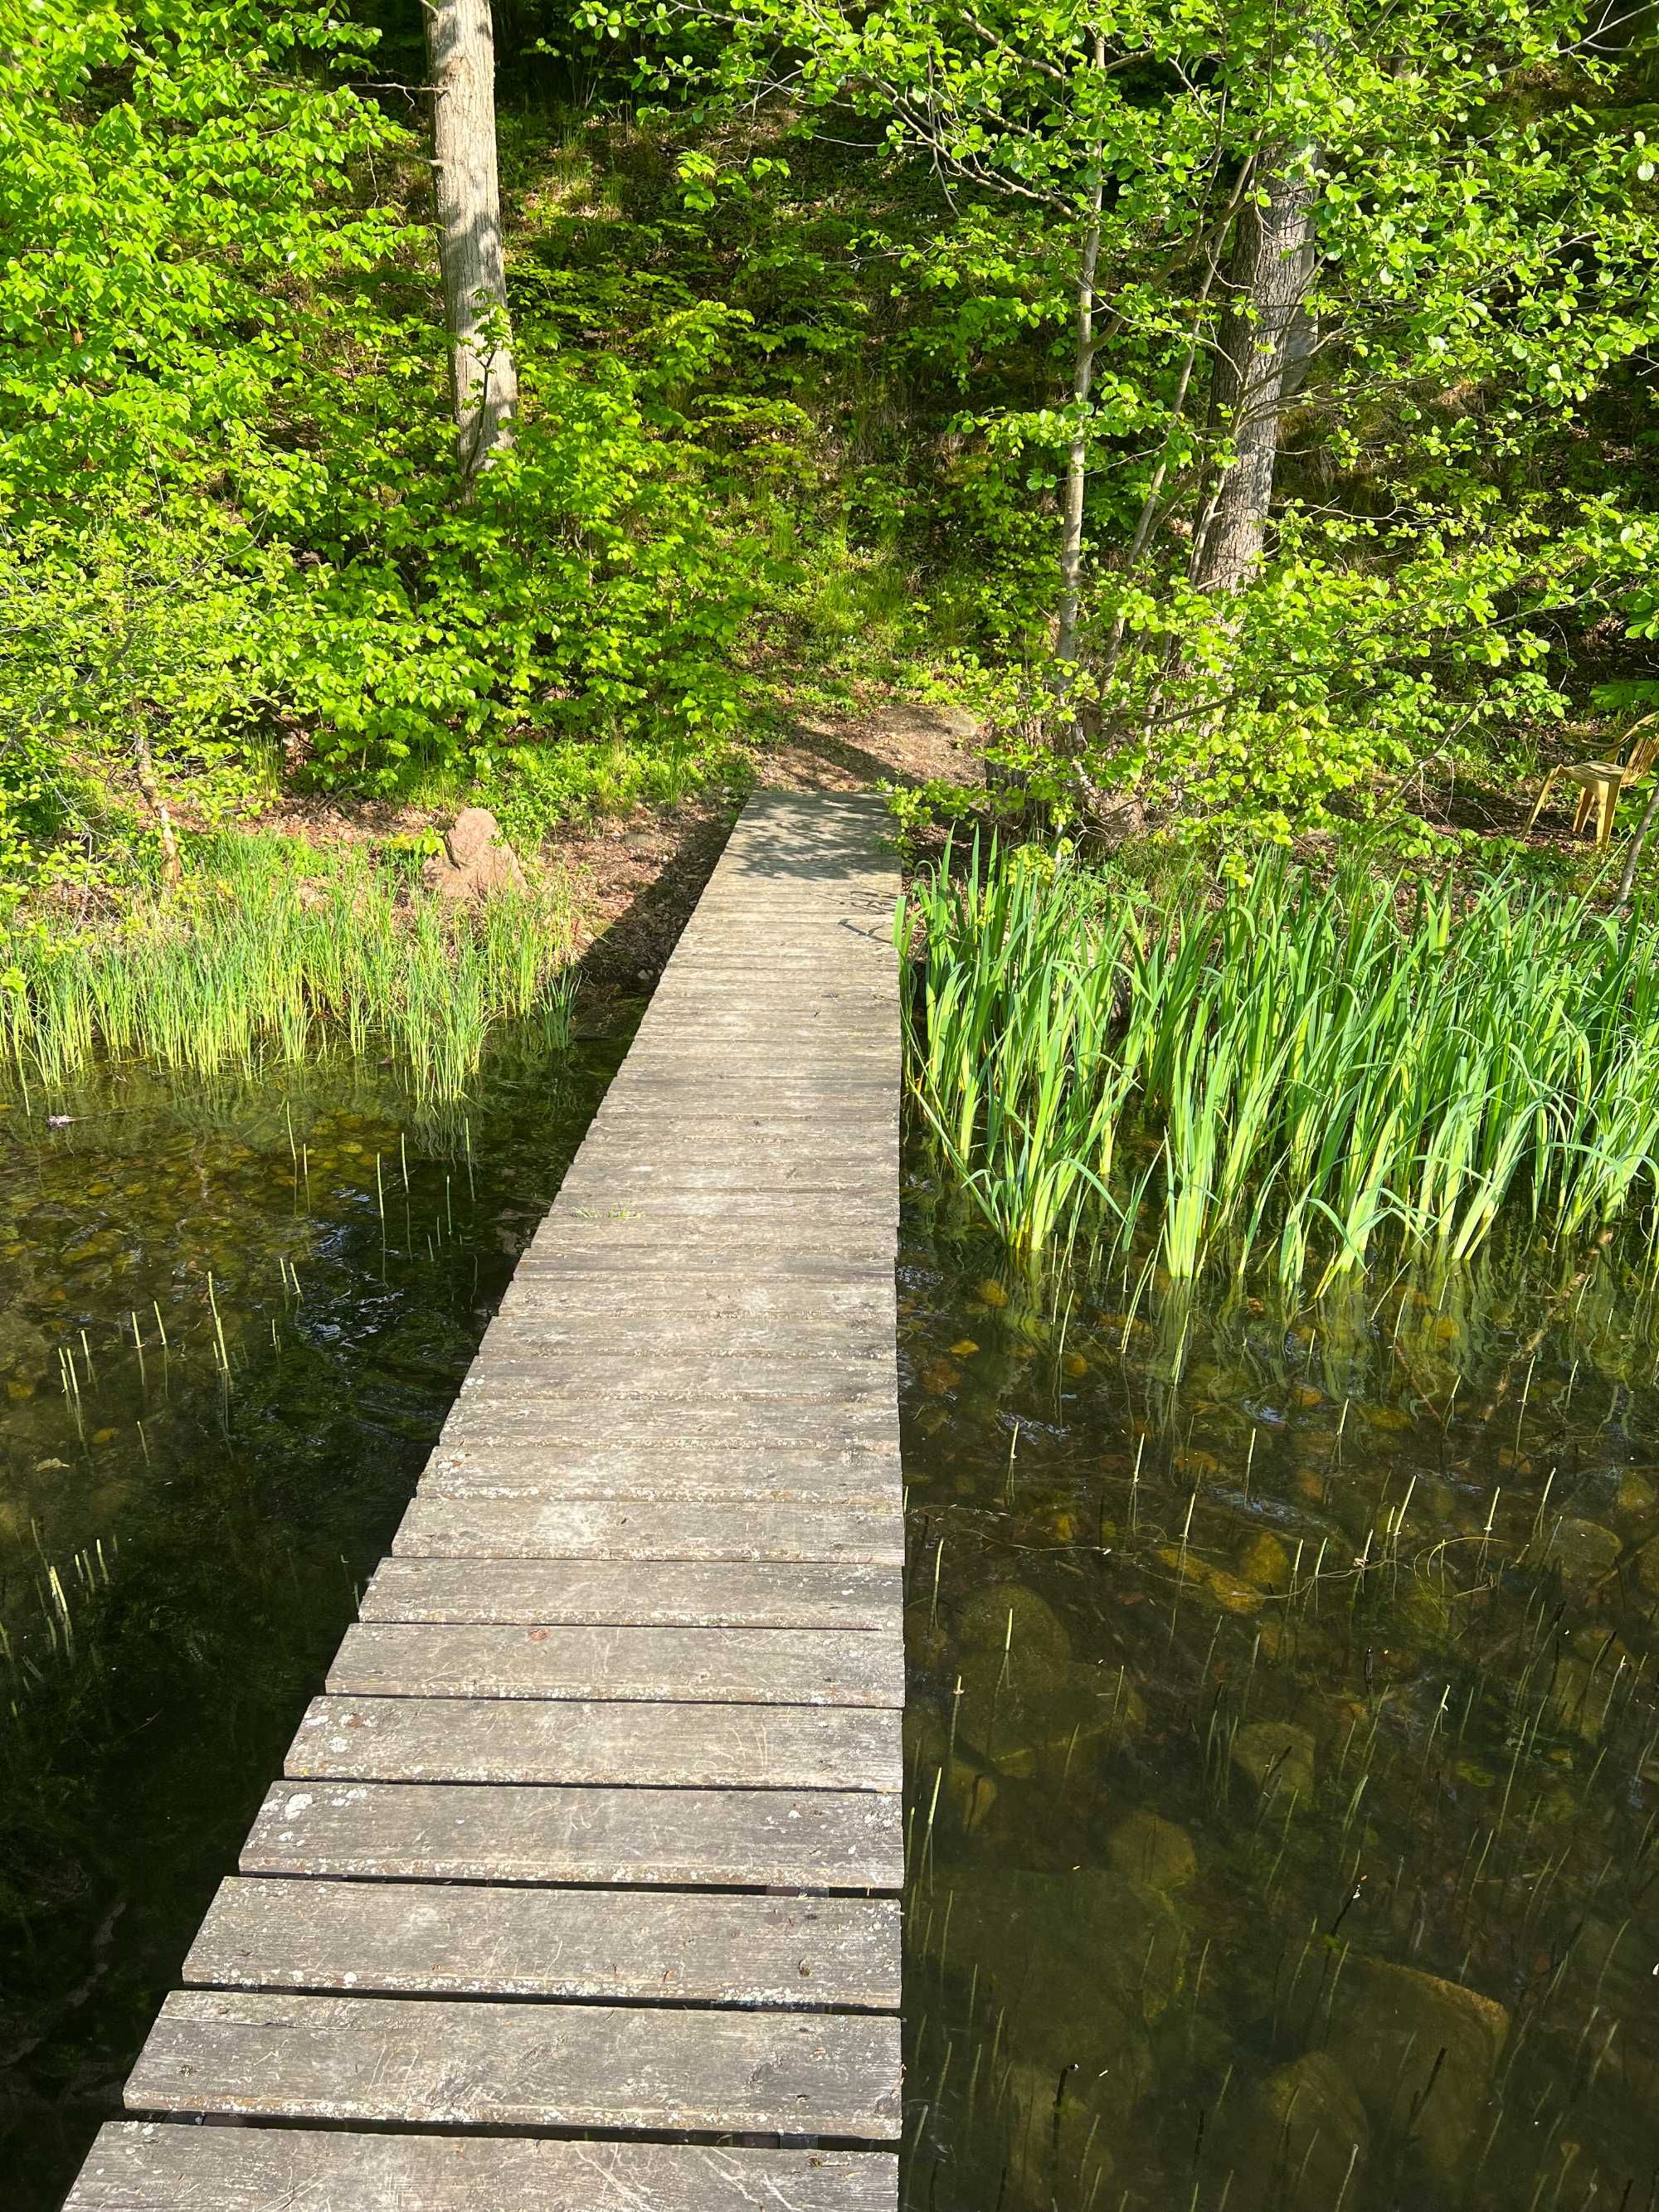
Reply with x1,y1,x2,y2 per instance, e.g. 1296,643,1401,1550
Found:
67,792,904,2210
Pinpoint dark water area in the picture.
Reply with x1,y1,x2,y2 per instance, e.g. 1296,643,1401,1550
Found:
0,1022,631,2210
898,1167,1659,2212
7,1046,1659,2212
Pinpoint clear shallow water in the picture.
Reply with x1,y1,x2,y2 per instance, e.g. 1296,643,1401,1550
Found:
6,1056,1658,2212
0,1023,630,2209
898,1165,1659,2212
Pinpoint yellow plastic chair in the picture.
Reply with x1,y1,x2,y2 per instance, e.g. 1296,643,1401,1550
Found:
1527,712,1659,848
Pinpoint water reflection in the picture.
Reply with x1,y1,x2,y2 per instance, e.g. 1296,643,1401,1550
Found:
900,1167,1659,2210
0,1023,630,2209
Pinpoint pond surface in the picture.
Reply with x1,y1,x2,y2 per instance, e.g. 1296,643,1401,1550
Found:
7,1049,1658,2212
0,1023,630,2210
898,1172,1659,2212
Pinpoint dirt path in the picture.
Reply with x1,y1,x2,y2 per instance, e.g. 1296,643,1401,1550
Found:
563,702,979,994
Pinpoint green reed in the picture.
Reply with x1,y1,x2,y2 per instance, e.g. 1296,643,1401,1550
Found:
902,843,1659,1286
0,834,577,1101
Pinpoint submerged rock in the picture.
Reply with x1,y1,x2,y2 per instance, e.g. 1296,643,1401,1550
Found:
1238,1530,1293,1591
1228,2052,1368,2210
1546,1649,1620,1740
958,1660,1144,1782
951,1579,1143,1777
1156,1545,1263,1612
903,1707,1004,1837
999,2056,1115,2211
957,1580,1072,1673
0,1305,48,1379
1548,1516,1621,1578
1106,1810,1195,1892
1231,1719,1316,1806
924,1866,1177,2087
1323,1957,1508,2178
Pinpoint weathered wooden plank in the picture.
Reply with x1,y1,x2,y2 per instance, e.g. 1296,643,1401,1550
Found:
483,1319,897,1361
285,1694,902,1790
67,2126,899,2212
416,1455,901,1511
547,1198,898,1228
557,1164,896,1200
241,1780,904,1889
510,1254,897,1285
496,1280,896,1319
506,1247,898,1274
362,1556,902,1628
463,1353,898,1397
186,1878,901,2008
328,1623,906,1706
392,1495,905,1563
126,1991,903,2137
441,1395,900,1441
435,1408,900,1454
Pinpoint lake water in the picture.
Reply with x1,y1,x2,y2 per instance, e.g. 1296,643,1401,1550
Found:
3,1049,1656,2210
0,1024,628,2208
898,1183,1659,2210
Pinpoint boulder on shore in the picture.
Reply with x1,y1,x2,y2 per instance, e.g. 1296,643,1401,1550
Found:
423,808,527,902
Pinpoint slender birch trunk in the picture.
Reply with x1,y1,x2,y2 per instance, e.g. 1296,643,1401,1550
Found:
1191,158,1319,592
1055,179,1104,676
132,727,182,886
424,0,518,491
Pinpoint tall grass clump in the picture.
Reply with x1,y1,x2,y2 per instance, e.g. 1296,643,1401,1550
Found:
0,836,577,1101
903,843,1659,1289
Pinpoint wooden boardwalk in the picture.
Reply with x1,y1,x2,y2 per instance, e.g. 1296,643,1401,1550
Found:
67,792,904,2210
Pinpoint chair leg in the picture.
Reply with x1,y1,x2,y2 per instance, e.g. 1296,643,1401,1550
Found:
1526,770,1561,833
1573,785,1594,838
1598,781,1619,848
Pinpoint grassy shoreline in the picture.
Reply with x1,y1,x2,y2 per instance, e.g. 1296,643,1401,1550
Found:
905,842,1659,1291
1,834,579,1102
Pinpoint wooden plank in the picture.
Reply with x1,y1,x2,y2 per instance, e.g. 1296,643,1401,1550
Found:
241,1780,904,1889
556,1164,896,1199
506,1247,902,1282
458,1344,898,1380
285,1694,902,1790
483,1319,897,1360
186,1877,901,2008
418,1446,901,1510
125,1991,903,2137
496,1276,896,1311
431,1421,900,1467
547,1198,898,1228
362,1556,902,1628
328,1623,906,1706
439,1401,900,1443
506,1243,897,1274
392,1495,905,1563
67,2127,899,2212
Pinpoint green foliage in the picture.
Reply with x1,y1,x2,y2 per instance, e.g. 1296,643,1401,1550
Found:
3,0,1657,874
0,3,795,874
604,0,1659,835
0,837,577,1099
906,842,1659,1286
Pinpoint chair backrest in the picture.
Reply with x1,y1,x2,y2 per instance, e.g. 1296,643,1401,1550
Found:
1623,712,1659,778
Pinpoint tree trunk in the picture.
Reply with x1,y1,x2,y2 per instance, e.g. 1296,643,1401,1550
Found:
1191,158,1318,593
1053,33,1107,717
1055,183,1103,675
424,0,518,491
132,727,182,886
